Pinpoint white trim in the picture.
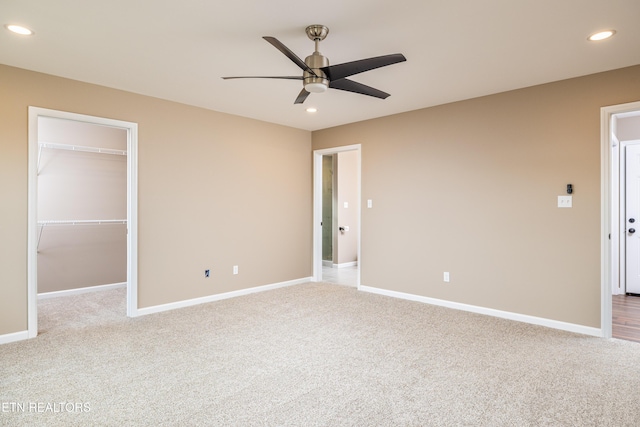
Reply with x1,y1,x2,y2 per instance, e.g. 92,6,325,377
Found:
360,286,601,337
136,277,312,316
126,119,139,317
313,145,361,288
333,261,358,268
0,330,30,345
27,107,139,342
612,135,621,295
38,282,126,300
601,101,640,339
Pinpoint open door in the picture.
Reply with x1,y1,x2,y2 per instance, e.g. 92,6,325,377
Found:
625,143,640,294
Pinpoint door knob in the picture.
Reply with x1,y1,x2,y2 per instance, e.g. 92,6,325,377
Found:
630,228,636,234
630,218,636,223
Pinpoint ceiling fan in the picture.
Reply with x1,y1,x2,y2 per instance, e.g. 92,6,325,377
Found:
222,25,407,104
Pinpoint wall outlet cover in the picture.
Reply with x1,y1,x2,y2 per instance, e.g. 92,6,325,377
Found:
558,195,572,208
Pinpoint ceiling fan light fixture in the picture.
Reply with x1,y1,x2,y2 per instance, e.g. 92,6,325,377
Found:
588,30,616,41
304,82,328,93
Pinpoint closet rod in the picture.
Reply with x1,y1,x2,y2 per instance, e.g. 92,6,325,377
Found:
38,219,127,225
39,142,127,156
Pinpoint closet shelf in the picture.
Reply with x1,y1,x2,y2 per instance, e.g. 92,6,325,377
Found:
38,219,127,225
39,142,127,156
38,142,127,174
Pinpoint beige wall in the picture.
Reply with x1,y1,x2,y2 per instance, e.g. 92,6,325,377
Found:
335,151,358,265
313,65,640,328
0,64,312,336
617,116,640,141
37,118,127,293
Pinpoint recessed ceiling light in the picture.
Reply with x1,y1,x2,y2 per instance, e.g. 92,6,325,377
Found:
306,107,317,113
588,30,615,41
5,24,34,35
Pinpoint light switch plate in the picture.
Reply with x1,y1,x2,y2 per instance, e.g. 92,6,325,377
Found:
367,199,373,208
558,196,572,208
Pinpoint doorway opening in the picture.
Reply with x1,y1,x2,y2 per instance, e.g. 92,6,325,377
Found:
602,100,640,341
313,145,361,287
27,108,139,338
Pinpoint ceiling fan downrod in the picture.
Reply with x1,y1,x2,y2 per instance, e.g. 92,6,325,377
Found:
303,25,330,93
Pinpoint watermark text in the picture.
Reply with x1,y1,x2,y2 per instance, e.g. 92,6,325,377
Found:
1,401,90,414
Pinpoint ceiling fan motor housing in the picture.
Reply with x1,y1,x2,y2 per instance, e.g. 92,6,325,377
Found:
304,52,329,93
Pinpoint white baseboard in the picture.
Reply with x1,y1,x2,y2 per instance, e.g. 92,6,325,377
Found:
333,261,358,269
359,285,602,338
137,277,312,317
322,261,358,268
0,330,30,345
38,282,126,300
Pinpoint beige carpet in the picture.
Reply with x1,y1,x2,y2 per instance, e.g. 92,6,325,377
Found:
1,282,640,426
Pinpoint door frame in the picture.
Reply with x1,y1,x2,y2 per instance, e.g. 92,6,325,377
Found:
601,100,640,338
27,107,139,338
313,144,361,287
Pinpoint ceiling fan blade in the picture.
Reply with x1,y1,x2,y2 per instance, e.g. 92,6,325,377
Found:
321,53,406,81
222,76,302,80
329,78,390,99
294,88,310,104
263,36,316,76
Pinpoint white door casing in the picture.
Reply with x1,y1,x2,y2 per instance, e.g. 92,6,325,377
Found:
625,143,640,294
602,100,640,339
312,145,361,286
27,107,139,339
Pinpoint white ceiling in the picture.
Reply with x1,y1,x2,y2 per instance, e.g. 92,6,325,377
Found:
2,0,639,131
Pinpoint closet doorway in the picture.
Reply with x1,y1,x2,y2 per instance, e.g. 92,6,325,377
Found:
27,108,138,338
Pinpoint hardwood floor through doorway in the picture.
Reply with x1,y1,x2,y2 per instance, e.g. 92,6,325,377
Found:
612,294,640,343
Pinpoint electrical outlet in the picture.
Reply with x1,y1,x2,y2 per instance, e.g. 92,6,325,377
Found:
444,272,450,282
205,269,210,278
233,265,238,275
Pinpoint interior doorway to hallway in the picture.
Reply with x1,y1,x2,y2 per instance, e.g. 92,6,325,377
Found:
603,100,640,341
313,145,361,288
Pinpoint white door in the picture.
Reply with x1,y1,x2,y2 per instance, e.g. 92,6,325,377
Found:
625,144,640,294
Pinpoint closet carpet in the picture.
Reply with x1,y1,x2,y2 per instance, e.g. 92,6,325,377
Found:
1,283,640,426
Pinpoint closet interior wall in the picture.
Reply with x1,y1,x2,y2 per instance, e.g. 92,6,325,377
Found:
37,117,127,293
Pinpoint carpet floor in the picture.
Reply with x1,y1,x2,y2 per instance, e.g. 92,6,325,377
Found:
1,282,640,426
